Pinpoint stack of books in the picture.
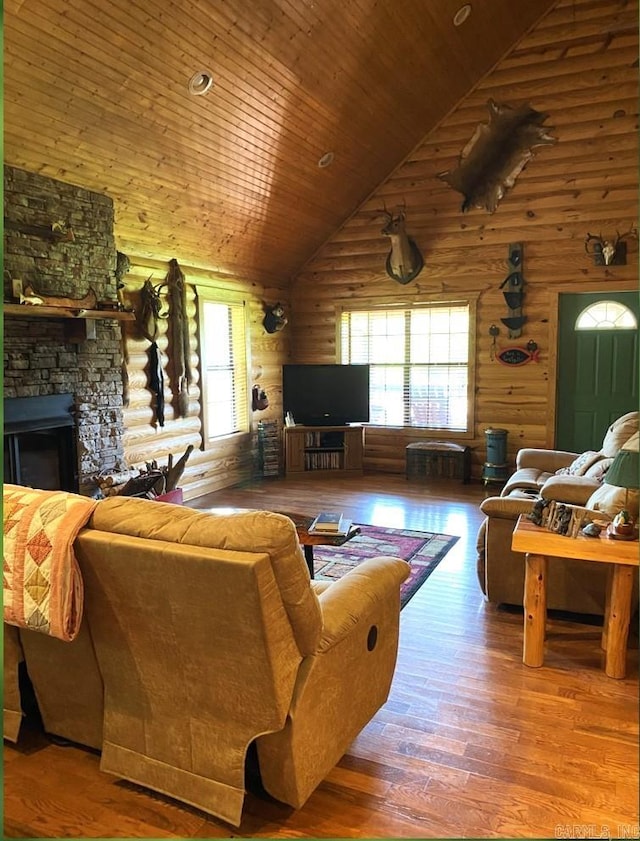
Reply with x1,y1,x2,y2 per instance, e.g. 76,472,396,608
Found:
309,511,353,536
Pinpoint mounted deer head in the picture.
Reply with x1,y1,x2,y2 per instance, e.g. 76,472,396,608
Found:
380,210,424,285
584,227,637,266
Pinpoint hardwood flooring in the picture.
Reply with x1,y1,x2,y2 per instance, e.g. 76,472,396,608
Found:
4,474,639,838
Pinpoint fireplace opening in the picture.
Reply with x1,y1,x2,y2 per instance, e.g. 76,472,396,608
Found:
4,394,79,493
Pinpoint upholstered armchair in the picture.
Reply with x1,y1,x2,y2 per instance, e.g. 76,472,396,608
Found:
477,411,639,614
4,496,409,826
4,625,25,743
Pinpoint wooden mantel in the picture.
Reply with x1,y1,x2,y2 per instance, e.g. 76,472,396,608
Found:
3,303,135,342
3,303,134,321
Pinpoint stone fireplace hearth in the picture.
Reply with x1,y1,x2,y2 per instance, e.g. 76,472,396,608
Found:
4,166,127,495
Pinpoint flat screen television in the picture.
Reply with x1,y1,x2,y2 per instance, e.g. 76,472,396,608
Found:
282,364,370,426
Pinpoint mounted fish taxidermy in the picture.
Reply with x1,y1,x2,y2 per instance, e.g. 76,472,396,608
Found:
438,99,556,213
380,210,424,285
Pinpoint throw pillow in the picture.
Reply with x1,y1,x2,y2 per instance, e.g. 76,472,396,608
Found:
586,484,639,519
555,450,602,477
584,456,613,483
600,412,639,457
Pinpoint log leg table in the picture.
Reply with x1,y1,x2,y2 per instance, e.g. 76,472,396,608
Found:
205,507,360,579
511,515,639,679
276,512,360,579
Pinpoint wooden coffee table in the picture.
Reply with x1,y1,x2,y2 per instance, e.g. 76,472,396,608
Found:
279,512,361,578
205,507,360,579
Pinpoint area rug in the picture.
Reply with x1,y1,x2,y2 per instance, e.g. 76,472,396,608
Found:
312,525,458,609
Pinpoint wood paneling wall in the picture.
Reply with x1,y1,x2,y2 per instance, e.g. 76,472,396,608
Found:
290,0,639,476
119,257,289,500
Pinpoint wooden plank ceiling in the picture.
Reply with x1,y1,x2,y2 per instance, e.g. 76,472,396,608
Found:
4,0,556,285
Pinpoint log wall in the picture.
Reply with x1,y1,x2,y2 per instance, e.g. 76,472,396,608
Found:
290,0,639,477
17,0,633,496
119,257,290,500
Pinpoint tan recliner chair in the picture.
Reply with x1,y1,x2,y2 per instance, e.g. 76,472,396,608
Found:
4,625,25,743
4,602,105,751
477,411,639,614
4,496,409,826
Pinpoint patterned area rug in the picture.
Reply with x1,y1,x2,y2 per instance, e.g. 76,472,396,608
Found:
312,524,459,609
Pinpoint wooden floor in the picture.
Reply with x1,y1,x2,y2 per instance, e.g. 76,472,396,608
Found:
4,474,639,838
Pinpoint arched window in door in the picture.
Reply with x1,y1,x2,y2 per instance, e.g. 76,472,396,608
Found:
575,300,637,330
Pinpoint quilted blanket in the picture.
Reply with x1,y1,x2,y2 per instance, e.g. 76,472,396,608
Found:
3,484,98,641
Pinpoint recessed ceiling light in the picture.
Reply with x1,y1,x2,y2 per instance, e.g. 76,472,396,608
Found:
188,71,214,96
453,4,472,26
318,151,334,168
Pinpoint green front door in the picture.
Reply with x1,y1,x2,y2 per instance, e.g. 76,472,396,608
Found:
556,291,638,452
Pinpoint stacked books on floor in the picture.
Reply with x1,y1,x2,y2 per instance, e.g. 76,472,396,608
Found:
308,511,353,536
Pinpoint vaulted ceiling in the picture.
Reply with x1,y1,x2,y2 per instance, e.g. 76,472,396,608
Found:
4,0,557,285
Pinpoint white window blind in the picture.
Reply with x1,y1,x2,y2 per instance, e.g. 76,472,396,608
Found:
199,296,249,440
341,303,471,431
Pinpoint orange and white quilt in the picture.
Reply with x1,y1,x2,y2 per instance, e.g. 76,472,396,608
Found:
3,484,98,641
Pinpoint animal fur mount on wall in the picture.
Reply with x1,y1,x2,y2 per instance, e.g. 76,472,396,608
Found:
380,210,424,285
164,258,192,419
137,277,166,427
438,99,556,213
134,261,193,425
263,302,287,333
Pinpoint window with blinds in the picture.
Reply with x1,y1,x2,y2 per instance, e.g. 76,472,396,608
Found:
340,302,472,431
198,292,249,441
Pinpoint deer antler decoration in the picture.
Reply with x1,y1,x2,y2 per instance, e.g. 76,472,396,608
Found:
584,227,637,266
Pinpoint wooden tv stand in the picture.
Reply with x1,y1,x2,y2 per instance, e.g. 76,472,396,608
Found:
284,425,364,476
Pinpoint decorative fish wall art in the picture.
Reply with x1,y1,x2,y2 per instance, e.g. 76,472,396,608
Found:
495,341,539,366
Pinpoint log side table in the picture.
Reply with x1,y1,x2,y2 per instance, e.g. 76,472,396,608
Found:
511,515,639,679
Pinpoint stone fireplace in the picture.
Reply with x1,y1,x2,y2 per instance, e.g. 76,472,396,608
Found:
3,166,127,495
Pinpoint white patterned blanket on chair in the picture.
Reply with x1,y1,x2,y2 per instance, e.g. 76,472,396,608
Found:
3,484,98,641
